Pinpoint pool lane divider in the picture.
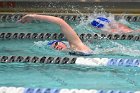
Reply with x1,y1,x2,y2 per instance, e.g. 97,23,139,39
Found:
1,14,140,22
0,87,139,93
0,33,140,41
0,56,140,67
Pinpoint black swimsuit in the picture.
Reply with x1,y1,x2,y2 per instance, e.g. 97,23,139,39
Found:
69,51,94,56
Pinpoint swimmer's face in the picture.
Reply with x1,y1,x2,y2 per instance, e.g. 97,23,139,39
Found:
52,42,67,50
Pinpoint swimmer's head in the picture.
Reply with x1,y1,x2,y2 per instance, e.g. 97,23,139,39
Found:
47,40,67,50
91,17,110,28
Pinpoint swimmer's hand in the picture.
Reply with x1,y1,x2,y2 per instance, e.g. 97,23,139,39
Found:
17,14,35,23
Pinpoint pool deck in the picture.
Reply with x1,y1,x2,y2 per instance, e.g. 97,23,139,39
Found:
1,2,140,14
1,9,140,16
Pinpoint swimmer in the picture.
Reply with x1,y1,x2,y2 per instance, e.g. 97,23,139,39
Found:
91,16,140,33
18,14,93,56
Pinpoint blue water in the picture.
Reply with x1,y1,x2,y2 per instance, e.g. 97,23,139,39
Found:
0,20,140,91
0,39,140,58
0,63,140,91
0,21,140,58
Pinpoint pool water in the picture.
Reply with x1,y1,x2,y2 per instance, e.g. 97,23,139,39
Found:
0,39,140,58
0,21,140,58
0,63,140,91
0,20,140,91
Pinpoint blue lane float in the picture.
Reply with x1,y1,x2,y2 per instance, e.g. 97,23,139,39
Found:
0,56,140,67
107,58,140,67
24,88,60,93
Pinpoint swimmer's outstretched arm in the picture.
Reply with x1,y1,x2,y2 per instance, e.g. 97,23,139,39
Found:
18,14,92,52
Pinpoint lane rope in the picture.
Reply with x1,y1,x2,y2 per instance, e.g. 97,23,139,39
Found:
0,87,139,93
0,56,140,67
1,14,140,22
0,33,139,41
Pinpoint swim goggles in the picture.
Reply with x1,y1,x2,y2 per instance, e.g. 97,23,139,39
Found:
47,40,61,46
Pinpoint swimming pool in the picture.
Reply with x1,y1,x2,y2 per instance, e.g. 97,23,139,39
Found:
0,17,140,58
0,14,140,92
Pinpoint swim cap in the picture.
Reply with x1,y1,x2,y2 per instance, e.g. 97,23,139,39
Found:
47,40,61,46
91,17,110,28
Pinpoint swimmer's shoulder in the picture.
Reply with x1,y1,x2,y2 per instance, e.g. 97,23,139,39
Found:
69,50,94,56
63,48,94,56
63,41,94,56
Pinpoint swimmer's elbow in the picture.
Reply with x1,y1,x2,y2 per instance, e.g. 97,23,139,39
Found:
57,18,68,27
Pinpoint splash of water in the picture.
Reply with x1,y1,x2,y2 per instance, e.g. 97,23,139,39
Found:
33,7,140,57
32,40,51,55
75,6,140,57
33,40,67,56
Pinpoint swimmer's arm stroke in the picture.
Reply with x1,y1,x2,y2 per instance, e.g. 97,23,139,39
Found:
18,14,92,52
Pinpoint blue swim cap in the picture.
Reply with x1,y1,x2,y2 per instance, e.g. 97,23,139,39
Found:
47,40,61,46
91,17,110,28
